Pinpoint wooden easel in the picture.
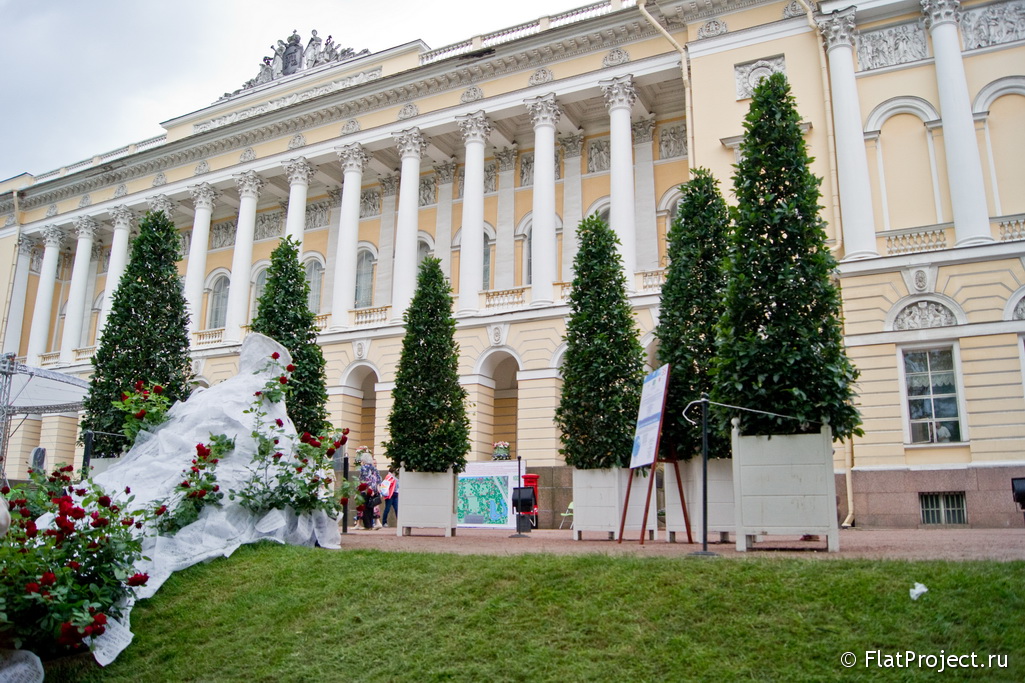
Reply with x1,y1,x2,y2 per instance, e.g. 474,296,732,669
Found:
616,365,693,545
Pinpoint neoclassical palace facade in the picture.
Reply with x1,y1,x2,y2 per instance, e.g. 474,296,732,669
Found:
1,0,1023,527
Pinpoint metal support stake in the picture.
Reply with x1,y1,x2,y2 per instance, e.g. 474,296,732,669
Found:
690,393,718,557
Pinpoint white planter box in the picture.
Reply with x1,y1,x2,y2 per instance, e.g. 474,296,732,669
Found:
88,456,123,476
572,467,657,541
731,422,839,552
397,468,458,537
664,457,735,544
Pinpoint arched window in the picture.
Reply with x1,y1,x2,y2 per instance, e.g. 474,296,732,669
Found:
208,275,230,329
251,267,268,321
483,234,492,290
525,228,532,286
355,250,376,308
305,260,324,313
417,239,432,266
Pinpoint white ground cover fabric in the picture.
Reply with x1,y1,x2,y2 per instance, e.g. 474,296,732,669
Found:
1,333,341,678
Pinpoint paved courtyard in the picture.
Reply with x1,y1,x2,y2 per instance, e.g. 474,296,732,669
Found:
336,524,1025,561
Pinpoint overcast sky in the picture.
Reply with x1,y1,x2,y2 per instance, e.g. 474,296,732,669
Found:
0,0,593,182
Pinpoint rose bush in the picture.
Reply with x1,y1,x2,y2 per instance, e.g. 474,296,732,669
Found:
150,434,234,534
0,467,149,659
112,380,172,446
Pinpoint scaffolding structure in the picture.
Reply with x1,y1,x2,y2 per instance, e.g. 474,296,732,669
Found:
0,352,89,486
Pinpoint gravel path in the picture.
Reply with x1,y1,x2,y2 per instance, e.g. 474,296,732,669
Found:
335,525,1025,561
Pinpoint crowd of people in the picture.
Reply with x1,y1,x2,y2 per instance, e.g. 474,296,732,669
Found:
348,448,398,530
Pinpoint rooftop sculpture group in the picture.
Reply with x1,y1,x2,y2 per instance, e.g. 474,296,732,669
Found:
222,30,369,99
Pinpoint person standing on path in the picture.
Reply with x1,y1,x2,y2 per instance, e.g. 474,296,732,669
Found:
381,468,399,528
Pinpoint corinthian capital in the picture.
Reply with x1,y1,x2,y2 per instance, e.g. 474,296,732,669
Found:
235,170,265,199
394,128,427,159
283,157,316,186
73,215,98,240
337,143,369,173
110,205,136,230
816,7,858,50
599,75,636,112
148,194,177,219
17,235,37,257
525,93,562,129
188,183,219,211
41,225,64,248
457,111,493,144
921,0,961,30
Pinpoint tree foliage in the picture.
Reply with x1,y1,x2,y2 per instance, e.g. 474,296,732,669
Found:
713,73,861,438
556,214,645,469
384,257,469,473
655,168,731,459
82,210,193,457
250,237,329,436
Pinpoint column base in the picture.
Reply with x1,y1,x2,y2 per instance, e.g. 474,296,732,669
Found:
955,235,995,248
840,250,880,261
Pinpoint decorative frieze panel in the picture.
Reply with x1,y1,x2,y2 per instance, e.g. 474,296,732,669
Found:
240,148,257,163
1013,297,1025,320
398,103,419,120
484,162,497,194
194,160,209,175
893,301,957,329
152,172,167,187
856,23,928,71
783,1,804,19
603,48,630,67
461,86,484,102
698,19,728,39
114,184,127,198
659,124,687,159
528,67,554,85
735,56,786,99
210,220,237,249
305,199,332,230
78,195,91,208
961,0,1025,50
179,232,192,257
46,204,58,218
288,133,307,150
4,215,14,227
418,176,437,206
519,151,562,185
560,133,584,158
254,212,284,241
587,138,611,173
341,119,360,134
359,189,381,218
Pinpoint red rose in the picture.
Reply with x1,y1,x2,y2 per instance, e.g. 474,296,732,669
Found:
134,409,147,419
19,507,30,518
356,504,365,512
1,485,10,494
155,505,167,516
93,613,108,626
275,418,284,427
134,380,145,391
120,392,129,401
296,467,304,473
121,517,134,526
90,517,110,528
310,440,321,448
124,486,131,494
24,520,37,537
357,483,367,492
98,495,111,508
153,385,164,394
340,497,349,505
213,485,220,492
342,427,350,435
286,364,296,372
70,507,86,520
191,466,200,473
326,448,336,456
254,391,263,397
25,582,40,594
75,488,86,496
67,561,81,570
127,573,149,587
180,480,191,488
279,376,288,384
40,571,57,586
271,352,280,360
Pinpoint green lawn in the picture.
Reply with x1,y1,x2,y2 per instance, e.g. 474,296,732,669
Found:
50,543,1023,682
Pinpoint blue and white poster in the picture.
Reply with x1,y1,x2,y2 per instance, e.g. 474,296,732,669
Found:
630,365,670,469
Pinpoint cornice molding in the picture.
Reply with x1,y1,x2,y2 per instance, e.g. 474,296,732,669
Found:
18,14,658,213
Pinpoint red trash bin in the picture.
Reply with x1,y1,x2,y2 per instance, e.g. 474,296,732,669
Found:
521,474,540,525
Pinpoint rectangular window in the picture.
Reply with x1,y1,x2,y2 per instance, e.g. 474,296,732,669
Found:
919,492,967,525
902,347,962,444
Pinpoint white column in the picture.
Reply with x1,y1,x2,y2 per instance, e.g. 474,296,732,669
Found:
59,216,97,363
816,7,880,260
600,75,638,290
457,112,491,314
392,128,427,322
98,205,135,338
332,144,368,329
632,117,658,271
3,237,35,355
27,226,63,365
377,175,399,308
434,160,457,278
182,186,217,335
560,132,584,282
79,244,101,347
525,94,560,306
283,157,315,251
922,0,992,246
494,148,517,289
224,171,263,341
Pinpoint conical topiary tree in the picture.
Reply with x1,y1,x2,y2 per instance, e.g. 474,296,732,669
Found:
250,236,329,436
655,168,731,460
82,210,193,457
556,214,645,470
384,257,469,473
713,72,861,438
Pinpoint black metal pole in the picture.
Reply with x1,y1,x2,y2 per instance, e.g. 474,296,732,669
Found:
341,455,349,534
82,430,94,476
701,393,709,553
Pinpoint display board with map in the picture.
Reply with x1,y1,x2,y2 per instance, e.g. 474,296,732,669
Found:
457,460,523,528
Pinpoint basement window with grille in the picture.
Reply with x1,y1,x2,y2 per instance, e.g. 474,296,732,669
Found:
919,491,967,525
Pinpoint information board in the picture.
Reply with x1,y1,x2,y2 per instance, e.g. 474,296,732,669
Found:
629,365,670,469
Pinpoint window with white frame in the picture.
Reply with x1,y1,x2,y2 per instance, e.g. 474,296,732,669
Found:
417,239,431,267
355,250,375,308
483,234,492,290
250,268,268,320
207,275,229,329
902,347,962,444
305,260,324,313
